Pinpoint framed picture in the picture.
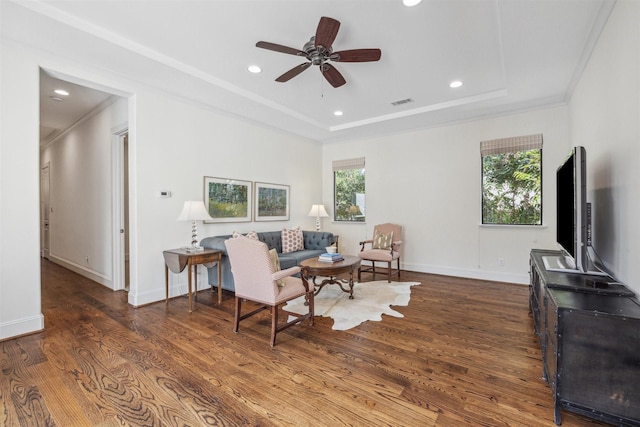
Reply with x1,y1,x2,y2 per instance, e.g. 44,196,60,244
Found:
254,182,290,221
203,177,252,223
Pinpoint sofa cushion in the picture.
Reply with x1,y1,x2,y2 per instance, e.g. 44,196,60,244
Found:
281,227,304,254
278,249,325,269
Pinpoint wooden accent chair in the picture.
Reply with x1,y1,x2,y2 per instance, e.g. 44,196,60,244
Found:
358,223,403,283
225,236,314,347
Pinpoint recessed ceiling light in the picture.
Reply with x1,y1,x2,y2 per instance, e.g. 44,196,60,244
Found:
334,110,343,116
403,0,422,6
247,65,262,74
449,80,463,88
54,89,69,96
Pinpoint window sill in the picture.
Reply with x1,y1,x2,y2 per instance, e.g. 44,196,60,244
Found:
479,223,547,229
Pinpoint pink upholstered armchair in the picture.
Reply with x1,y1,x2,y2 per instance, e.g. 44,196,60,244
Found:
358,223,403,283
225,236,314,346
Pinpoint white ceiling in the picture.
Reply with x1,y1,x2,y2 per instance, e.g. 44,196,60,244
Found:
19,0,614,144
39,70,115,143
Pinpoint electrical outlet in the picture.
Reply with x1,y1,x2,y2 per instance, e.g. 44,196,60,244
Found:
498,258,505,266
84,256,89,264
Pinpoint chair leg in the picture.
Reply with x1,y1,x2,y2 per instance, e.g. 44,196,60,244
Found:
234,297,241,333
387,261,392,283
270,305,278,347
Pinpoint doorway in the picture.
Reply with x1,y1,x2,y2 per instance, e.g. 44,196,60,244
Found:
40,69,132,293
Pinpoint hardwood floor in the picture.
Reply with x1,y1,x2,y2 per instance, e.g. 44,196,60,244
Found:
0,260,608,426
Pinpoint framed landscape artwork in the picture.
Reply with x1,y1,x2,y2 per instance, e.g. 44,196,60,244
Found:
254,182,289,221
203,177,252,223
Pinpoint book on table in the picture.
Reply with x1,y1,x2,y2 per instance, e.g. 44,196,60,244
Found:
318,253,344,263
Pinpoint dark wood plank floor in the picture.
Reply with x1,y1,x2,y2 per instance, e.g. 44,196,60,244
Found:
0,260,608,426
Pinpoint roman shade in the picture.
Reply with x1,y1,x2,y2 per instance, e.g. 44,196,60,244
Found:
332,157,365,171
480,134,543,156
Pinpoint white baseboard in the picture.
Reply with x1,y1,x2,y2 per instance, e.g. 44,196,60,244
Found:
0,314,44,341
128,282,209,307
49,254,114,289
401,261,529,285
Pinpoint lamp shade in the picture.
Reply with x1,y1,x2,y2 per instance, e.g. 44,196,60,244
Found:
308,204,329,217
177,200,211,221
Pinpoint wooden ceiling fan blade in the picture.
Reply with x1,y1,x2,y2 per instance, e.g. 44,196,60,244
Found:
256,41,306,56
315,17,340,50
276,63,312,82
321,63,346,88
332,49,382,62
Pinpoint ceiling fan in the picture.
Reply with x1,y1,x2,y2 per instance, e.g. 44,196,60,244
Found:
256,16,382,88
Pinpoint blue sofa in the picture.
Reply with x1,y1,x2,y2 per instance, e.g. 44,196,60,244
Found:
200,230,335,292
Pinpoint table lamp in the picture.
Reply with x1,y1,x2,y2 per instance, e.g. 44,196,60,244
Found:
308,204,329,231
177,200,212,250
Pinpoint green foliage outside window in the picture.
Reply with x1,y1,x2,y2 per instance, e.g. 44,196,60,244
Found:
334,168,365,222
482,149,542,225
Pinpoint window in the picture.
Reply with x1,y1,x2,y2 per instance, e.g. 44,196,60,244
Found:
333,157,365,222
481,134,542,225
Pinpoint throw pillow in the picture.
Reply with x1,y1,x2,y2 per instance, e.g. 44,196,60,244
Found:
268,249,285,287
372,231,393,250
232,230,258,240
281,226,304,254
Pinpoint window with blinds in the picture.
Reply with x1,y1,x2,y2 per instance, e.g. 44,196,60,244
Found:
333,157,365,222
481,134,542,225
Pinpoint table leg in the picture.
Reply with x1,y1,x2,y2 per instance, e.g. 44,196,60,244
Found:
194,264,198,303
217,258,222,304
165,264,169,305
348,268,355,299
188,264,193,313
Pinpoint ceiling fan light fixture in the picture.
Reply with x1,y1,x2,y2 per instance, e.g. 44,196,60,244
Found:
403,0,423,7
247,65,262,74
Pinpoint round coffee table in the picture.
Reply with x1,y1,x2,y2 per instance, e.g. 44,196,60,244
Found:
299,255,361,299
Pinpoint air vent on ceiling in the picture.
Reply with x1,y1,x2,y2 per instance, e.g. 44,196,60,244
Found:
391,98,414,106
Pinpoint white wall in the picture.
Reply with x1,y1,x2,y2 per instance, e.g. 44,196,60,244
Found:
0,44,44,339
131,89,322,305
40,97,128,288
322,107,570,284
568,0,640,294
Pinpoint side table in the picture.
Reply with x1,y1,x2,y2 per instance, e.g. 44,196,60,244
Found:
163,248,222,312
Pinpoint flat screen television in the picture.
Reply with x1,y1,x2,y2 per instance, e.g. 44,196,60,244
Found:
543,146,599,274
556,146,589,272
544,147,629,291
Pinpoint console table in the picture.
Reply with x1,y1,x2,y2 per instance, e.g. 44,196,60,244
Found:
530,249,640,426
164,248,222,312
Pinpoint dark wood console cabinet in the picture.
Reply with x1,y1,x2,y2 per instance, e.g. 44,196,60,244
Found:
530,249,640,426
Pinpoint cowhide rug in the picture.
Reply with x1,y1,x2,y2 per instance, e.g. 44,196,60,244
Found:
284,279,420,331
